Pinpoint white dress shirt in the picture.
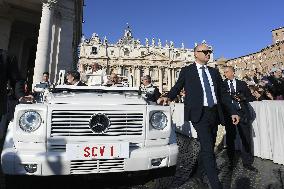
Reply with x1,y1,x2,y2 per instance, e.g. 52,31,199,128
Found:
227,78,241,109
227,78,237,93
195,63,217,106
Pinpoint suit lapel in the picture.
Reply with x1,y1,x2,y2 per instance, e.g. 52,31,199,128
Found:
224,79,230,92
190,64,203,90
208,67,218,95
235,79,239,92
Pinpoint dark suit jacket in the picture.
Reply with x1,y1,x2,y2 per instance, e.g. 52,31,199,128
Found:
146,86,161,102
223,79,255,122
0,50,25,116
224,79,255,103
142,84,161,102
167,63,235,124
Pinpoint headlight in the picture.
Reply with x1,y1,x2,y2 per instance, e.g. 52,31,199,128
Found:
19,111,42,132
150,111,168,130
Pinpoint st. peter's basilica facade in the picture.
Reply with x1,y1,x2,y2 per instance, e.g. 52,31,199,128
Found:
78,26,213,92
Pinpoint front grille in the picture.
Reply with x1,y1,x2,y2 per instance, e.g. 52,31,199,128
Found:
48,144,66,152
70,159,124,174
50,110,144,137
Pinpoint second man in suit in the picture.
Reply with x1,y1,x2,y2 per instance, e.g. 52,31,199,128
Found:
223,66,257,172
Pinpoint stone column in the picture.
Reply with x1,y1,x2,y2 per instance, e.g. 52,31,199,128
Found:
129,66,134,87
171,68,175,86
158,67,163,92
33,0,56,86
0,17,12,50
48,10,61,83
136,66,141,87
55,1,75,82
132,67,136,86
167,68,172,91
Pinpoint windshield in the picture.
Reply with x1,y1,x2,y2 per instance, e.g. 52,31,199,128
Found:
51,85,141,95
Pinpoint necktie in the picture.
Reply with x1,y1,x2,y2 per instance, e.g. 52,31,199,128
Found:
201,66,214,107
230,80,240,110
230,80,235,94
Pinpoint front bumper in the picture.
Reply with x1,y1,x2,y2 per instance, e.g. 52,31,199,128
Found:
1,140,178,175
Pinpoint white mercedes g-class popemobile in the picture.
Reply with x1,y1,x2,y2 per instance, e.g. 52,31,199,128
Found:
1,86,178,178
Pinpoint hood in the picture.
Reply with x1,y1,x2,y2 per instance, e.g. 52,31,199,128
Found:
46,92,147,105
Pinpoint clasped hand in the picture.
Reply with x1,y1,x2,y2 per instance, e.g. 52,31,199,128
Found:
157,97,170,106
231,114,240,125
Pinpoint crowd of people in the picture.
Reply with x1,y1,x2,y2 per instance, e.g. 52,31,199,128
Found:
243,67,284,101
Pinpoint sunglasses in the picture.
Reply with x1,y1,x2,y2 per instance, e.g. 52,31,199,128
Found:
197,50,213,55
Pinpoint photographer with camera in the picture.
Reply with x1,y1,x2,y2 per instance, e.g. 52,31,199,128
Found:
223,66,257,172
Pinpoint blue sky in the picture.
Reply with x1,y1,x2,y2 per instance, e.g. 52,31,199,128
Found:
83,0,284,59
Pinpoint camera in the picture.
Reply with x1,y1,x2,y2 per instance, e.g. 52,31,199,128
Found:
230,92,251,123
231,92,246,102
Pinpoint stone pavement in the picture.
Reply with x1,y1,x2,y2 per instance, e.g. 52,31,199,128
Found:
176,149,284,189
138,133,284,189
180,134,284,189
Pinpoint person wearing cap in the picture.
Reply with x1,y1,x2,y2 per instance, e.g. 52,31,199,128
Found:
141,75,161,102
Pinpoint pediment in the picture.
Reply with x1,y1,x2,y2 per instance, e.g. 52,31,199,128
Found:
140,52,169,61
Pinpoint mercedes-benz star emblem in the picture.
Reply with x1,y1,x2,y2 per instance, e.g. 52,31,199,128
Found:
89,114,110,133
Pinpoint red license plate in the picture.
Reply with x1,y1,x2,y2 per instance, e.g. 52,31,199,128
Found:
66,143,129,160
